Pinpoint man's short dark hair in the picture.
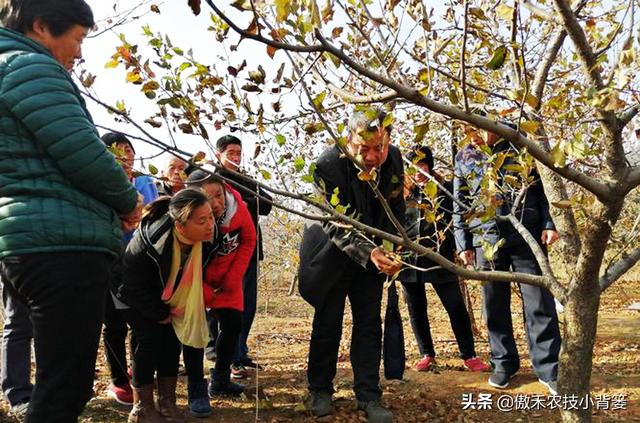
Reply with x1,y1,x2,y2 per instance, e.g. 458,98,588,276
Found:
101,132,135,155
1,0,94,36
216,135,242,153
408,145,434,171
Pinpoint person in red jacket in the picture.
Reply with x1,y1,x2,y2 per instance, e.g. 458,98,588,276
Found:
183,169,256,413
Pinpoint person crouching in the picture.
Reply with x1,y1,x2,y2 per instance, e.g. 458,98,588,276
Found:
115,189,217,423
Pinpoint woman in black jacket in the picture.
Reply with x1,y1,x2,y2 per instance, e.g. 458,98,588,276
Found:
401,147,490,373
115,189,216,423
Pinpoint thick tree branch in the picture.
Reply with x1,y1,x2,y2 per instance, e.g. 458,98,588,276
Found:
599,247,640,291
552,0,627,178
552,0,605,90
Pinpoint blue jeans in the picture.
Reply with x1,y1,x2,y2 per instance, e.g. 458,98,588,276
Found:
1,282,33,406
0,252,111,423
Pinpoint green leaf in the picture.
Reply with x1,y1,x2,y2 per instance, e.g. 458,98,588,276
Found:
486,45,508,70
294,156,305,172
382,112,394,129
413,122,429,142
276,134,286,146
312,91,327,111
148,164,159,175
260,169,272,180
423,180,437,199
382,239,394,252
330,187,340,206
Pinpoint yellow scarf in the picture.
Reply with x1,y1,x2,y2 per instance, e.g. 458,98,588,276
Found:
161,228,210,348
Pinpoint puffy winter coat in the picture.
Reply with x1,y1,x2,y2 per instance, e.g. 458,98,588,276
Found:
0,28,137,258
204,185,256,311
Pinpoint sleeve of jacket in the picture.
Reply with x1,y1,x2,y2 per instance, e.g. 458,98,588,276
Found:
121,239,171,322
221,204,257,292
453,158,474,252
388,146,407,229
1,53,137,214
530,169,556,231
314,153,374,269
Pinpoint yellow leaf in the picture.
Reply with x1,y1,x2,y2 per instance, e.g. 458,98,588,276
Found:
496,3,514,20
552,200,573,209
550,142,566,168
520,120,540,133
104,59,119,69
126,71,142,83
275,0,292,22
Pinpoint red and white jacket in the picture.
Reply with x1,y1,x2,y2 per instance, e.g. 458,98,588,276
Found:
204,184,256,311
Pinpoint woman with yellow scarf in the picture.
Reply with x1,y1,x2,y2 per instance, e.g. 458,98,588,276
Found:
115,188,217,423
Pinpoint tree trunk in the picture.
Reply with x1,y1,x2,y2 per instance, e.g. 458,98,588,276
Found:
558,200,623,422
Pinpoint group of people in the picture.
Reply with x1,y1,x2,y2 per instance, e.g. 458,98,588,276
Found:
0,1,562,423
298,110,562,423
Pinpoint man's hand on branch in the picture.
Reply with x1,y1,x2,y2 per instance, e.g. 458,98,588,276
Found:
370,247,402,276
541,229,559,246
458,249,475,267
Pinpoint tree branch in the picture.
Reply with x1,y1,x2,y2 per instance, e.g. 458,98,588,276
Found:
599,247,640,291
521,0,563,24
204,0,324,53
312,29,612,200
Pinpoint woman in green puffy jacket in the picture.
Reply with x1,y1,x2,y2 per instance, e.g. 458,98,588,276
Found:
0,2,142,422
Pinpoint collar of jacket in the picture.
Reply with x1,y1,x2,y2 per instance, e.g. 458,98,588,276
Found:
139,214,216,265
0,27,52,57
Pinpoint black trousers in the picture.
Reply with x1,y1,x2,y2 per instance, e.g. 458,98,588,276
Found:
124,308,182,387
184,308,242,384
103,293,136,387
0,252,112,423
401,280,476,359
476,243,561,381
307,264,383,402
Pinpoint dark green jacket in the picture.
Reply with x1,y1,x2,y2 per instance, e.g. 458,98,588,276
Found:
0,28,138,258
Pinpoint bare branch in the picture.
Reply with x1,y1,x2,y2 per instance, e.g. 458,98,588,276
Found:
620,105,640,127
552,0,605,90
460,0,470,113
204,0,324,53
520,0,563,24
599,247,640,291
531,29,567,102
500,214,557,281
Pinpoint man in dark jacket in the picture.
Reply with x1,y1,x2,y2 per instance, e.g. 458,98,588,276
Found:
298,110,404,423
213,135,273,376
453,126,561,395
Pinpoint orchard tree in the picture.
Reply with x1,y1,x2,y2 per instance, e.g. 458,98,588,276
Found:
86,1,640,422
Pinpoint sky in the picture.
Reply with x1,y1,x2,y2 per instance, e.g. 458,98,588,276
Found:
82,1,276,170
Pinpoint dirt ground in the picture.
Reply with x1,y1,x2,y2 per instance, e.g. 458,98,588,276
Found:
1,269,638,423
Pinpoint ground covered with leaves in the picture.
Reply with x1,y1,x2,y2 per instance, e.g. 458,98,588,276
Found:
1,271,638,422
